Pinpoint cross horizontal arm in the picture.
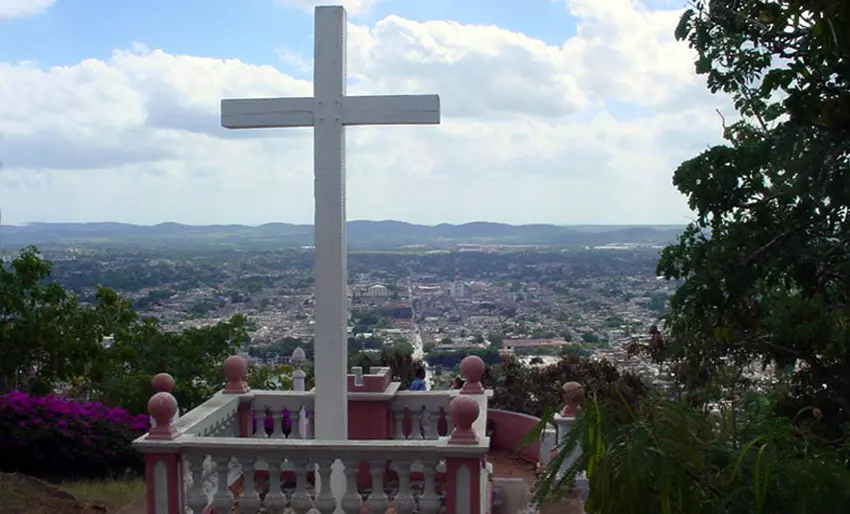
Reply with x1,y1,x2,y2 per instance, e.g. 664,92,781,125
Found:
341,94,440,126
221,97,315,129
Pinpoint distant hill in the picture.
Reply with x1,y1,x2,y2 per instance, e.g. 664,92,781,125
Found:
0,221,685,250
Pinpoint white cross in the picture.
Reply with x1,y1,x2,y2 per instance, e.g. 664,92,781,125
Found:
220,5,440,441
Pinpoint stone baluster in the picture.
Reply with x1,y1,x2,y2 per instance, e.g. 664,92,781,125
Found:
340,458,363,514
290,458,313,513
291,407,303,438
418,459,442,514
252,407,268,438
270,409,285,439
444,406,455,435
186,455,208,514
305,409,315,438
424,407,441,439
446,395,485,514
291,347,307,392
392,460,416,514
265,457,287,514
365,460,389,513
239,456,262,514
211,455,234,513
314,459,337,514
392,408,406,440
223,355,250,394
410,407,424,440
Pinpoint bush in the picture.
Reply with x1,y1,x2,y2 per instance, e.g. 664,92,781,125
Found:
0,391,148,480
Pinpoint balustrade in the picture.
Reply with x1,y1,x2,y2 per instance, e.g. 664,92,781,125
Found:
136,352,493,514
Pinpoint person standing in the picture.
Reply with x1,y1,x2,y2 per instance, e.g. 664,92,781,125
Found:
451,376,465,390
410,367,427,390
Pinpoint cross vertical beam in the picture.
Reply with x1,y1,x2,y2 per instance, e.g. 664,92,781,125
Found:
220,5,440,448
312,5,348,441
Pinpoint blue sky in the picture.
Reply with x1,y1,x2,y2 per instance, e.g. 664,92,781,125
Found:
1,0,574,72
0,0,727,226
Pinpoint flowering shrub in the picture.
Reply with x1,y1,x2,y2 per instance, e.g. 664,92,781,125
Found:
0,391,149,479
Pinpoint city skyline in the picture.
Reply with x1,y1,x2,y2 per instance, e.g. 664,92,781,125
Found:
0,0,730,226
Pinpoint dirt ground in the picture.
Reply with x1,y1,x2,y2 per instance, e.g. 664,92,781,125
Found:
0,473,109,514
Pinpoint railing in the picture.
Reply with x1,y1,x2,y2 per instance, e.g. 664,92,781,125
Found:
135,353,494,514
551,382,589,502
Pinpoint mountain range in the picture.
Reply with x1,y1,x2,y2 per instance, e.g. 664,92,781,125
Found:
0,221,685,250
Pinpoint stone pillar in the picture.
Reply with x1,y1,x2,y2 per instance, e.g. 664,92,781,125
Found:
552,381,589,502
291,347,307,392
291,347,311,439
459,355,488,441
144,392,184,514
149,373,177,428
222,356,253,437
445,396,484,514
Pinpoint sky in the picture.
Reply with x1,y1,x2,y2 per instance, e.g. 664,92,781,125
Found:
0,0,733,226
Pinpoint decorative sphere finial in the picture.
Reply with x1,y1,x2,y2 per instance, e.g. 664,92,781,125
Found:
151,373,175,393
147,392,178,440
561,381,585,417
459,355,485,394
291,347,306,367
448,395,481,444
223,355,250,394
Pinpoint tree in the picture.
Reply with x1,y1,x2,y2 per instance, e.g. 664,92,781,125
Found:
488,354,645,418
92,296,249,415
1,247,251,414
534,2,850,512
656,0,850,431
486,332,504,348
581,331,599,344
0,247,112,393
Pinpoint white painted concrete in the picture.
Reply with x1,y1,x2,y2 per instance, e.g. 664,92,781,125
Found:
220,6,440,445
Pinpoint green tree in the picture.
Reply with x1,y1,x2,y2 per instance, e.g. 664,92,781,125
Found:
581,331,599,344
486,332,504,348
1,247,250,414
657,0,850,429
0,247,112,393
535,1,850,512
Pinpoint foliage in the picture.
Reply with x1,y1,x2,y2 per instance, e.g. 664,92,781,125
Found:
489,354,646,418
534,0,850,511
1,247,250,415
426,346,501,369
350,342,424,388
0,247,112,394
531,392,850,514
0,391,147,480
656,0,850,430
90,295,248,415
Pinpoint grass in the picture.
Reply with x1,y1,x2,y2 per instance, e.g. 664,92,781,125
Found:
62,478,145,511
0,472,142,514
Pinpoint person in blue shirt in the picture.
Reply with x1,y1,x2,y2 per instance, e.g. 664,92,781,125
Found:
409,367,427,390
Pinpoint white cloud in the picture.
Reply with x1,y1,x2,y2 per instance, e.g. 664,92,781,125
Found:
0,0,732,226
276,0,381,17
0,0,55,20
